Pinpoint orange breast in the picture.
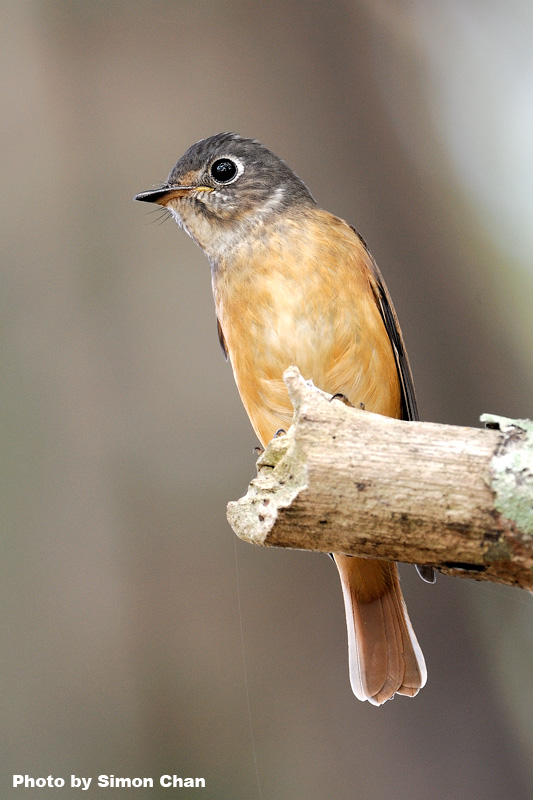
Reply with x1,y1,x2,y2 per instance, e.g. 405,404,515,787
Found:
213,209,401,446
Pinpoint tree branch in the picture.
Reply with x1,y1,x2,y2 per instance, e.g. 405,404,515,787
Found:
227,366,533,591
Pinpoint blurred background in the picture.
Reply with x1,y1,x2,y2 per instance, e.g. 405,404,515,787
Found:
2,1,532,798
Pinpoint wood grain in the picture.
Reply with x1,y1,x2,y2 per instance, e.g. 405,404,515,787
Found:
227,367,533,591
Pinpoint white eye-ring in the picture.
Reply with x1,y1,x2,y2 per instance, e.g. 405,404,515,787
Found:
209,156,244,185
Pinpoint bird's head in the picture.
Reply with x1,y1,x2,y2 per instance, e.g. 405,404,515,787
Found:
135,132,315,259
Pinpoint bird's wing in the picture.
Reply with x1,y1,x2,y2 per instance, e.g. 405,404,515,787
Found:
217,317,228,361
350,226,418,423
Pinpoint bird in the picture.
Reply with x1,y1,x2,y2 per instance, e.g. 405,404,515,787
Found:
135,132,429,705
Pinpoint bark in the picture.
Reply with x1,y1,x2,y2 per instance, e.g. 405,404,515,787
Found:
227,367,533,591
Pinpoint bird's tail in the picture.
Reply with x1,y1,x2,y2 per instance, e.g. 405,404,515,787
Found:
333,554,426,705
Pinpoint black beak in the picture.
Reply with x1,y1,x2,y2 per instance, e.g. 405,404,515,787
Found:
133,186,194,204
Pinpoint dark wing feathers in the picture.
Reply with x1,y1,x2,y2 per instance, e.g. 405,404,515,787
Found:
217,317,228,361
372,274,419,422
350,226,418,422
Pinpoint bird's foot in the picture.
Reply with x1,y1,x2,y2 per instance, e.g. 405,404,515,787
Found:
331,392,354,407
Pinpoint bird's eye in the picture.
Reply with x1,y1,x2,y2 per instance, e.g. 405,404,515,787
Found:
210,158,238,184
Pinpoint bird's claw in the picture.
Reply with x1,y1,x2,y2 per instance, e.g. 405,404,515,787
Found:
330,393,356,408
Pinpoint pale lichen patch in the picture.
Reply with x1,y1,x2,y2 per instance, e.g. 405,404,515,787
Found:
481,414,533,539
226,423,308,546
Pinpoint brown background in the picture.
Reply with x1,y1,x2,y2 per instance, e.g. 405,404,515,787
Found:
2,2,532,798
